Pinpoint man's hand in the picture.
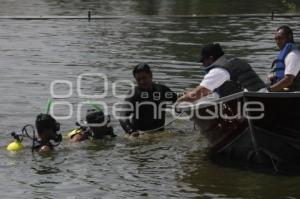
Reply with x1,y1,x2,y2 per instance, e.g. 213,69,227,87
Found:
177,91,196,102
130,131,140,137
39,145,51,153
267,72,277,85
270,74,295,92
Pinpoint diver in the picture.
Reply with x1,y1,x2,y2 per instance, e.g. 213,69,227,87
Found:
7,113,62,153
68,109,115,142
34,113,62,153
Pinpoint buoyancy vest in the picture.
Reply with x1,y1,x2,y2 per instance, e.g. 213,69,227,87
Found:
205,58,266,97
270,43,300,91
67,126,115,140
271,43,294,81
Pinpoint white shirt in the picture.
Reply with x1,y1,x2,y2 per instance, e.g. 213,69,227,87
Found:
285,49,300,76
200,55,266,93
200,56,230,91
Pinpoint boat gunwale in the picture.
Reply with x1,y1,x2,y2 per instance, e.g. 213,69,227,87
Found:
177,91,300,112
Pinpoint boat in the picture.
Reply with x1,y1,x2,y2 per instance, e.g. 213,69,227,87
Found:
178,91,300,173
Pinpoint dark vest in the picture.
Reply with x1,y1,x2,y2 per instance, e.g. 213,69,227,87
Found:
206,58,266,97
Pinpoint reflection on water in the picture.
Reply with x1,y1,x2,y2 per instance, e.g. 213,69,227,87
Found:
1,0,300,198
181,149,300,199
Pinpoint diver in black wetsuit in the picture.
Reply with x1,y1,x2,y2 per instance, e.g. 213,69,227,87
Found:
119,63,177,137
34,113,62,153
69,109,115,142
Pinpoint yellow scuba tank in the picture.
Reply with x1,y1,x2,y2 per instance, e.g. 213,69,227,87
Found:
7,140,24,152
6,126,35,152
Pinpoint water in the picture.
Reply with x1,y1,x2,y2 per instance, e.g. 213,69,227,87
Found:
1,0,300,198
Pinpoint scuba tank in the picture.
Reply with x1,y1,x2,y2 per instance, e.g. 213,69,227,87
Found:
6,132,24,151
6,125,36,152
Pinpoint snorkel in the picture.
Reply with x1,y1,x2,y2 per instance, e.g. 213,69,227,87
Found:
87,100,102,112
45,98,52,115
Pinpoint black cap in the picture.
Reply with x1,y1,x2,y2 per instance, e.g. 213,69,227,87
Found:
199,43,224,62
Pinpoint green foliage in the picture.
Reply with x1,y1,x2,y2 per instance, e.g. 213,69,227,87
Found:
282,0,296,12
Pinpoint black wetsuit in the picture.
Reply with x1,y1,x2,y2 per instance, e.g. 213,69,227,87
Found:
86,127,116,140
119,83,177,134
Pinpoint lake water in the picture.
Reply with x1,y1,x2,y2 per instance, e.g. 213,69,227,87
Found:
1,0,300,198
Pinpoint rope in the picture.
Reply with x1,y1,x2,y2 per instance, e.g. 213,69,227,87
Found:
139,111,185,134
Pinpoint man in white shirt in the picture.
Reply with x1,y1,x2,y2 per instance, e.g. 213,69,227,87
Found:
199,54,230,92
268,26,300,92
177,43,265,102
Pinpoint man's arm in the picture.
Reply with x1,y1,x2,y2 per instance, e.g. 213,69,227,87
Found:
269,74,295,91
177,68,229,102
119,99,135,134
163,85,178,103
177,86,211,102
118,87,139,134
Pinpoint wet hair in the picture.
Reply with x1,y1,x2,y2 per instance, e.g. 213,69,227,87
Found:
132,63,152,77
86,109,109,125
277,25,294,43
200,43,224,62
35,113,60,134
85,109,114,138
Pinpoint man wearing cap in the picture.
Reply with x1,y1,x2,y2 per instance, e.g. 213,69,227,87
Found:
119,63,177,137
177,43,266,102
268,26,300,91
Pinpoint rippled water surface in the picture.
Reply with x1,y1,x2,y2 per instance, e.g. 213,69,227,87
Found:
1,0,300,198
